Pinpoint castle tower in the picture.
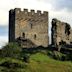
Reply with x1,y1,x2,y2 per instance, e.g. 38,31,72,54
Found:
9,8,49,48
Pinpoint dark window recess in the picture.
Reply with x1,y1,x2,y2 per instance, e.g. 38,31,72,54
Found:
59,42,61,45
22,33,25,38
31,23,33,29
34,34,36,39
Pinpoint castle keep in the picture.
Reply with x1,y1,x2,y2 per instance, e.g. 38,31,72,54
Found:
9,8,49,48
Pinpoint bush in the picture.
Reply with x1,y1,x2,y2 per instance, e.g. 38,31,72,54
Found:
23,54,30,63
0,42,22,59
66,53,72,61
47,51,67,61
21,51,30,63
0,58,27,72
53,51,68,61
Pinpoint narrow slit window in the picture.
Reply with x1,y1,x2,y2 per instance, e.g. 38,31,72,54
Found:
34,34,36,39
31,23,32,29
22,33,25,38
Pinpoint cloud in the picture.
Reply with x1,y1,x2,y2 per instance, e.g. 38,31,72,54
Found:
51,0,72,11
37,0,72,11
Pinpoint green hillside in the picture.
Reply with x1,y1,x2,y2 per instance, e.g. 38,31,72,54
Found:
0,42,72,72
0,52,72,72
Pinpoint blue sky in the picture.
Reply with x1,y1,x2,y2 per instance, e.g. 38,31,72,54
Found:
0,25,8,36
0,0,72,48
0,25,8,48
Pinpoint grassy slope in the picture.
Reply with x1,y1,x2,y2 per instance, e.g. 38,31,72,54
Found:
27,53,72,72
0,58,27,72
0,53,72,72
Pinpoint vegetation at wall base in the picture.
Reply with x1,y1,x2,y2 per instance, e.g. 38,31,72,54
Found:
0,42,72,72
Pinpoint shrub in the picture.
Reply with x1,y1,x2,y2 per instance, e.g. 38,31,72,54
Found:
21,51,30,63
53,51,68,61
1,42,22,59
0,58,27,72
47,50,67,61
66,53,72,61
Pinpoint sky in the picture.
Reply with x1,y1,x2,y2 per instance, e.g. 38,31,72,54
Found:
0,0,72,48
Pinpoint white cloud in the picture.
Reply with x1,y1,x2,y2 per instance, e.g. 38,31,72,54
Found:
37,0,72,11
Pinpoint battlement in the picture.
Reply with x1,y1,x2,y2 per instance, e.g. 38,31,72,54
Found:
9,8,48,16
9,9,14,14
52,18,70,26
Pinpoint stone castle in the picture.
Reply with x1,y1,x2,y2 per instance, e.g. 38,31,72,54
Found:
9,8,49,48
9,8,72,49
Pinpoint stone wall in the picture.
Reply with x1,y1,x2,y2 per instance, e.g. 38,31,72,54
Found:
51,18,71,47
9,9,15,42
69,29,72,43
9,8,49,48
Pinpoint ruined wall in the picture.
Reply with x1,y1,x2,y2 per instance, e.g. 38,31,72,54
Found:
9,8,49,48
51,18,71,47
69,29,72,44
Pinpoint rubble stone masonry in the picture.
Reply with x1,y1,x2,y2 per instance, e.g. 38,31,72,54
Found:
9,8,49,48
51,18,71,47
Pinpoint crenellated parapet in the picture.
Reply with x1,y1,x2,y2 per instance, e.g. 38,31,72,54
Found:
9,8,48,16
9,9,15,15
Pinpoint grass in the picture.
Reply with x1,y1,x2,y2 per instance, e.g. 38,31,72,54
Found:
28,52,72,72
0,58,27,72
0,52,72,72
